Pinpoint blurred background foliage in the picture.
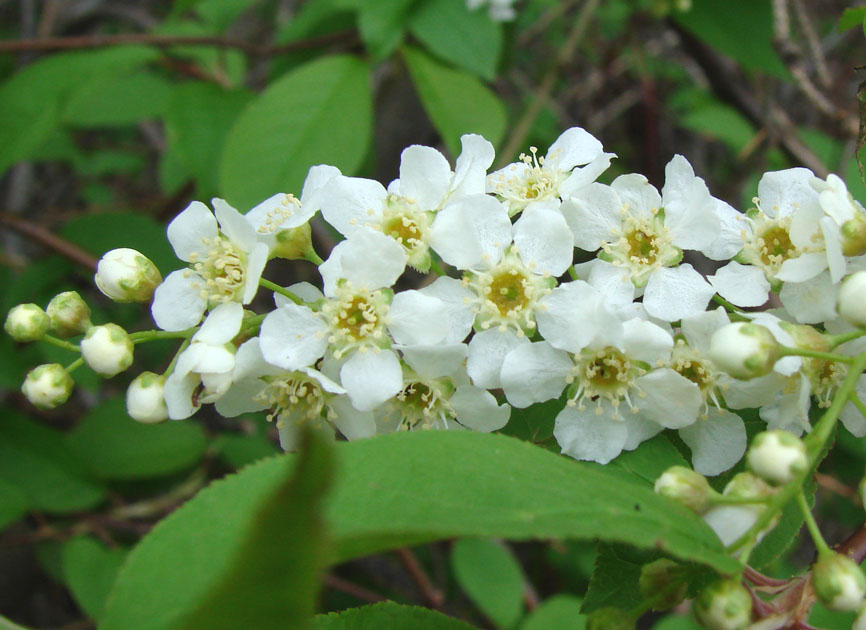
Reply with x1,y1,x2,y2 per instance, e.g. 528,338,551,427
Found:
1,0,865,628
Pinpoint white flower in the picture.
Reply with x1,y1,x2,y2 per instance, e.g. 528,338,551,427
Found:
812,173,866,259
151,199,269,331
318,135,494,270
488,127,614,215
466,0,517,21
80,323,134,377
163,302,243,419
126,372,168,424
94,248,162,303
747,430,807,485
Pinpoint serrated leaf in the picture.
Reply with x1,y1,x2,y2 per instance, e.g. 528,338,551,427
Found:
66,398,208,481
311,602,478,629
0,477,28,531
358,0,414,59
403,46,506,156
408,0,502,80
62,71,172,127
62,536,127,621
219,54,373,209
519,595,585,630
102,428,333,630
0,412,105,513
582,543,656,614
452,538,525,628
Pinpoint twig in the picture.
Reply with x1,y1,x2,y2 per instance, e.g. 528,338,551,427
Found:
815,472,862,505
0,30,356,57
324,575,387,603
836,523,866,565
397,547,445,609
0,212,98,270
791,0,830,88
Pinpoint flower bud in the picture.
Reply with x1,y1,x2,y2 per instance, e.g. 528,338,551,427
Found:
840,211,866,257
95,248,162,303
586,607,634,630
812,551,866,612
638,558,687,610
693,579,752,630
5,303,50,342
126,371,168,423
709,322,780,380
271,223,316,261
46,291,92,338
80,324,134,377
654,466,714,514
854,602,866,630
22,363,74,409
746,430,808,486
838,271,866,328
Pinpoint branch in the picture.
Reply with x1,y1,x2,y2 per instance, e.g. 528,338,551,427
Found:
0,30,356,56
0,212,98,270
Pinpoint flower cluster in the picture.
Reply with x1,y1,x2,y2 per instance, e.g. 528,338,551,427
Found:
7,126,866,479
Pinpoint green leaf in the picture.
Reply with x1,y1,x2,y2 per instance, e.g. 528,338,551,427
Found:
164,82,253,197
673,0,789,79
62,536,127,621
219,54,373,209
408,0,502,80
609,434,689,486
0,477,28,531
102,428,334,630
498,395,562,452
0,412,105,513
451,538,525,628
62,71,172,127
213,432,280,470
839,7,866,32
748,478,815,570
582,543,656,614
312,602,478,629
403,46,507,156
0,47,158,173
519,595,586,630
66,397,208,481
651,612,702,630
358,0,415,59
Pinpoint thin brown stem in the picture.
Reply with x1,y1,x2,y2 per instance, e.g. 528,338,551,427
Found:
0,212,98,270
324,575,387,603
397,547,445,609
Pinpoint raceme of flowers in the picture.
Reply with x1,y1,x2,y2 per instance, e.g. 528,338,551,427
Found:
9,126,866,481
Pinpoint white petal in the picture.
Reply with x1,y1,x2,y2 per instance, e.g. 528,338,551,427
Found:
621,413,664,451
681,308,730,355
467,328,528,389
399,343,468,380
513,203,574,276
820,216,846,283
620,319,672,364
320,229,407,295
451,134,495,198
318,176,387,236
560,183,621,250
537,281,619,353
215,378,268,417
703,199,747,261
758,168,818,220
554,404,628,465
193,302,243,345
429,194,511,270
841,375,866,437
721,372,785,409
340,349,403,412
634,369,702,429
703,505,759,547
661,155,719,252
213,198,256,252
778,271,838,324
245,193,296,237
775,252,827,283
259,304,328,370
451,386,510,432
164,371,200,420
559,152,615,197
167,201,217,262
388,290,450,345
581,259,636,309
643,264,715,321
151,270,207,331
545,127,604,172
178,343,235,375
679,409,746,476
610,174,661,218
330,395,377,440
286,281,325,304
708,262,770,308
418,276,476,342
299,164,342,208
399,145,452,210
242,242,269,304
500,341,572,408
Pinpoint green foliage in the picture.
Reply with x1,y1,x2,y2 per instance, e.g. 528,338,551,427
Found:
102,428,334,630
61,536,128,621
583,544,656,614
358,0,416,59
451,538,525,627
408,0,503,80
0,477,28,532
403,46,507,156
519,595,586,630
66,397,207,480
0,412,105,513
62,71,172,127
609,435,689,486
219,54,373,209
311,602,478,629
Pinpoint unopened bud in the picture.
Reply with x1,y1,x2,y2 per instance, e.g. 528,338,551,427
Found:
638,559,687,610
709,322,779,380
46,291,92,338
22,363,74,409
126,371,168,423
80,324,134,377
747,430,808,485
812,551,866,612
271,223,315,261
95,248,162,303
693,579,752,630
654,466,714,514
854,602,866,630
841,213,866,257
586,607,634,630
838,271,866,328
5,303,49,342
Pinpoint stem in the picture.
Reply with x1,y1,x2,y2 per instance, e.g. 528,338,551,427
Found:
129,328,196,343
162,337,191,377
711,295,748,321
429,257,447,277
305,250,325,266
65,357,84,373
710,494,773,506
778,345,854,364
727,352,866,555
42,334,80,352
828,328,866,349
259,278,303,305
796,489,830,554
850,393,866,420
568,266,579,281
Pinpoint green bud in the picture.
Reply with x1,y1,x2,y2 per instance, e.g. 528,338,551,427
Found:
841,213,866,257
838,271,866,329
271,223,316,261
22,363,74,409
46,291,92,338
693,579,752,630
812,551,866,612
654,466,714,514
5,303,50,342
746,430,808,486
709,322,779,380
80,323,134,377
586,607,634,630
638,558,687,610
95,248,162,303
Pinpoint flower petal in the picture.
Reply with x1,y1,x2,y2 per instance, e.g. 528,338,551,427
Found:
500,341,571,408
340,349,403,411
399,343,468,380
167,201,218,262
429,194,511,270
634,368,702,429
545,126,604,172
212,198,256,252
554,404,628,465
193,302,243,345
259,304,328,370
513,202,574,276
418,276,476,342
708,262,770,308
319,229,407,296
643,264,715,322
318,176,387,237
467,328,528,389
679,409,746,476
451,386,511,432
451,134,495,198
398,145,452,210
560,183,621,250
778,271,837,324
388,290,450,345
151,270,207,331
330,395,377,440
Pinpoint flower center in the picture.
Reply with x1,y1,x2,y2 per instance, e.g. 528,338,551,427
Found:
738,212,807,279
255,372,335,429
567,347,647,419
671,340,722,416
387,378,454,430
320,284,390,357
376,195,433,269
187,236,246,305
255,194,302,235
488,147,565,214
809,359,846,408
599,208,680,287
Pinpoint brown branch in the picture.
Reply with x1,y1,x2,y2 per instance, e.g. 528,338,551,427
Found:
397,547,445,609
0,30,356,57
815,472,862,505
836,523,866,565
324,575,388,604
0,212,98,270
